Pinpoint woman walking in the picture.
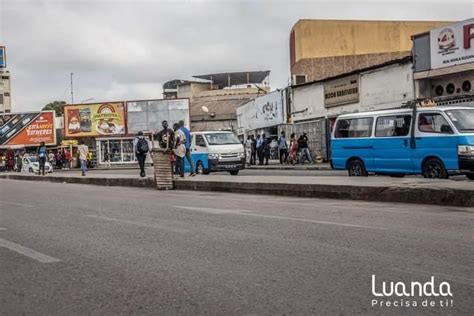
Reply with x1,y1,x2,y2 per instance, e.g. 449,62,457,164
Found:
37,141,47,175
288,133,299,165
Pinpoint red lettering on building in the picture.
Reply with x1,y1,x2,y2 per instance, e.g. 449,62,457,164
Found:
463,23,474,49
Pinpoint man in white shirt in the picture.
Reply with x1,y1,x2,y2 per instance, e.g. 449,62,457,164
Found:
77,140,89,176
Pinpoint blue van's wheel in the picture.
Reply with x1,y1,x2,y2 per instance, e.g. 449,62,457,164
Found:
422,158,448,179
348,159,368,177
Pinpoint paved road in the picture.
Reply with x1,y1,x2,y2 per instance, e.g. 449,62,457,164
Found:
1,179,473,315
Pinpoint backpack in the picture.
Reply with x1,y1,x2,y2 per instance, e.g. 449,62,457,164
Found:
137,137,149,154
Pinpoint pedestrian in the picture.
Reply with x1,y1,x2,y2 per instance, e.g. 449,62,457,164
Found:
245,136,252,166
256,134,264,165
298,133,313,164
104,149,111,168
278,131,288,164
37,142,47,176
172,123,186,178
250,135,256,165
48,151,55,168
156,120,175,150
78,140,89,176
179,120,195,176
263,134,270,165
15,153,23,172
63,150,71,170
55,151,62,169
288,133,299,165
133,131,149,177
86,151,93,169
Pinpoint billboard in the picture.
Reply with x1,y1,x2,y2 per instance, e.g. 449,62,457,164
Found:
0,111,56,148
126,99,190,134
64,102,126,137
430,19,474,70
0,46,5,68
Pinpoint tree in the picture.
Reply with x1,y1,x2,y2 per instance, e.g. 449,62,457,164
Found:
43,101,66,117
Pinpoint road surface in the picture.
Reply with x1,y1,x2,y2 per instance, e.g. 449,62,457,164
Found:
1,179,473,314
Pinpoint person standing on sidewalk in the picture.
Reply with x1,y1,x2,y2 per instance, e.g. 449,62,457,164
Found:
245,136,252,166
250,135,256,165
173,123,186,178
156,120,175,150
298,133,313,164
256,134,263,165
104,149,111,168
263,134,270,165
133,131,149,177
78,140,89,176
278,131,288,164
37,142,47,176
179,120,195,176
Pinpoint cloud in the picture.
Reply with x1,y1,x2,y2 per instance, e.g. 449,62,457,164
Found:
1,0,472,111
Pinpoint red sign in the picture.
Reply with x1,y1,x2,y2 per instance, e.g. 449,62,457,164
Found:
6,112,56,146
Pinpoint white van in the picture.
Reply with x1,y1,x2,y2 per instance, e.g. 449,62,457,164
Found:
190,131,245,175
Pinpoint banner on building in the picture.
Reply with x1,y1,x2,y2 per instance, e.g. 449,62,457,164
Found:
64,102,126,137
430,18,474,70
324,75,359,108
126,99,190,134
0,111,56,148
0,46,5,68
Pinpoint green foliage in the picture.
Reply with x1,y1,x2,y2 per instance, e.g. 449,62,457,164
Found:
42,101,66,116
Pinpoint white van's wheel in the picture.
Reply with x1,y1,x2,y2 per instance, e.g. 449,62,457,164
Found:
29,168,33,173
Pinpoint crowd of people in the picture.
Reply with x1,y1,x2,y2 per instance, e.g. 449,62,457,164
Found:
244,131,314,166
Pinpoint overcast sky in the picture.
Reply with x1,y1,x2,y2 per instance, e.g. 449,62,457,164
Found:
1,0,473,112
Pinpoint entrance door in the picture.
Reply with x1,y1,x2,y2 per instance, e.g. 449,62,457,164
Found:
373,114,413,173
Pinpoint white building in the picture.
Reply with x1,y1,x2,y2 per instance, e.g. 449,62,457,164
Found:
291,57,414,159
0,69,11,113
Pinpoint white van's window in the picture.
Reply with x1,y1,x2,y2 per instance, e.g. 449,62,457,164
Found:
375,115,411,137
335,118,373,138
205,133,240,145
195,135,206,147
445,109,474,133
418,113,453,134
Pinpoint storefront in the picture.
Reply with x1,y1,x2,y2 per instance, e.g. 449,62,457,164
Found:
96,137,136,164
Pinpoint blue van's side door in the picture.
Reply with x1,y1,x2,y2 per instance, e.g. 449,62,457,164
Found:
412,112,458,172
372,114,414,173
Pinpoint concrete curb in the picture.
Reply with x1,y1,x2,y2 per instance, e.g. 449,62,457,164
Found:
1,174,472,207
174,179,474,207
0,174,154,188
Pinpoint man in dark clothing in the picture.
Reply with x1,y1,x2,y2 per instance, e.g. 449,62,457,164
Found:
134,131,148,177
263,135,270,165
156,120,175,151
298,133,313,164
256,134,264,165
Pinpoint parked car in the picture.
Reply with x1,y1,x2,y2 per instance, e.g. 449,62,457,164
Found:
22,156,53,174
185,131,246,175
331,105,474,180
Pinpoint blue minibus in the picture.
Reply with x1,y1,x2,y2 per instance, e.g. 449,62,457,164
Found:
331,105,474,180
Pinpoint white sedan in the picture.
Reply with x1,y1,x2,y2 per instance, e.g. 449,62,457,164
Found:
22,156,53,174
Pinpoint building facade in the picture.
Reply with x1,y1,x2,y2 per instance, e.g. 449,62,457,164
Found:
0,69,11,113
412,18,474,105
290,19,451,84
291,57,415,160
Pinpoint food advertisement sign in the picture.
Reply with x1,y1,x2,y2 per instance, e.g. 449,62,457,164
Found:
64,102,126,137
430,19,474,69
0,111,56,148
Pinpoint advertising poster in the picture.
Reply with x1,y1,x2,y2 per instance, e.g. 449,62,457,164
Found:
64,102,126,137
0,111,56,147
430,19,474,69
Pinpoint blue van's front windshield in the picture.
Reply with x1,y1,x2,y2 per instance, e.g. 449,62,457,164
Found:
205,133,241,145
445,109,474,133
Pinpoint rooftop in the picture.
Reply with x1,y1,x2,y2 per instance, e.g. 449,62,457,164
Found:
192,71,270,87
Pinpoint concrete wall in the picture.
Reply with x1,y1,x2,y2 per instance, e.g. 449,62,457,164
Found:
290,19,451,82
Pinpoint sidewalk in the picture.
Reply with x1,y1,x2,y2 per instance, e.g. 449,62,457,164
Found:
1,171,472,207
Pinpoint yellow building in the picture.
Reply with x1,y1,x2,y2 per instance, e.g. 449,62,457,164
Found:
290,19,452,83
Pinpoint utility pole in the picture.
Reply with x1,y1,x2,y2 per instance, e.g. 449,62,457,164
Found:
70,72,74,104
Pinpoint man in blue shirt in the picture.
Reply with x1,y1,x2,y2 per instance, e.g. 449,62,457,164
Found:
179,120,196,176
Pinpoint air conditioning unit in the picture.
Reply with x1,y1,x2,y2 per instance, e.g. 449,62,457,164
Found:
431,74,474,97
292,74,307,86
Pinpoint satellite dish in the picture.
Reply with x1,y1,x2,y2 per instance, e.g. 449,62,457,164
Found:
201,106,209,113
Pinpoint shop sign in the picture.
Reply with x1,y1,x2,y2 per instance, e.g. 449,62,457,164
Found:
0,111,56,147
61,140,78,146
430,18,474,69
324,75,359,108
64,102,126,137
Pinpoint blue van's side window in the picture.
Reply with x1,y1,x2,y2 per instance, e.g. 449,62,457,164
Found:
335,118,373,138
375,115,411,137
418,113,453,134
195,135,206,147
